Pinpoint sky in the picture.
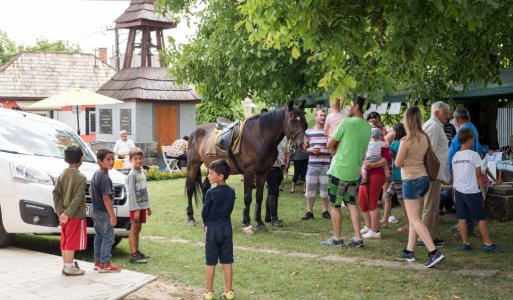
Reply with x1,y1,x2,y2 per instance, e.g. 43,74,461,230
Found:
0,0,197,58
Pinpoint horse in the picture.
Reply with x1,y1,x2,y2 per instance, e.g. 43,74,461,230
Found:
185,100,307,233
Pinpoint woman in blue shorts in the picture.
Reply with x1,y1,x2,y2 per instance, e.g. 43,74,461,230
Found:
394,106,445,268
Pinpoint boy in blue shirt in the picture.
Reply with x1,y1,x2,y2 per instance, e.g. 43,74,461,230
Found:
202,160,236,300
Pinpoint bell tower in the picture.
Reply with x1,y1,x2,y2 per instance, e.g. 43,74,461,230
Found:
115,0,176,68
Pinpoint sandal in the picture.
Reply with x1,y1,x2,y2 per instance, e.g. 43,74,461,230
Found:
290,189,295,193
397,225,409,233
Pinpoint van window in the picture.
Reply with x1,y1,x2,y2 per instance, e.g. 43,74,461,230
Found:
0,115,95,163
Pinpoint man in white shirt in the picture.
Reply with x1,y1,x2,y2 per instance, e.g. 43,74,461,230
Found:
113,130,136,159
420,101,451,247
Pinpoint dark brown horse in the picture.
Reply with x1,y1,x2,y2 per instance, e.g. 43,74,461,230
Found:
185,101,306,232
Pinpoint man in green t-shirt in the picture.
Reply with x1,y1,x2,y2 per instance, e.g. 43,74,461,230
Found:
321,96,371,248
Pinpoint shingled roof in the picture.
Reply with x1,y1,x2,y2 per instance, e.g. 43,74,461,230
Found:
0,52,116,100
96,67,201,102
115,0,176,29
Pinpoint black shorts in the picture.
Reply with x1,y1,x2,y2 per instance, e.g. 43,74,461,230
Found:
455,190,487,221
205,222,233,265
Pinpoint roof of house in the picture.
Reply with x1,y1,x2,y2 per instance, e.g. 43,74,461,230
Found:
96,67,201,102
0,52,116,100
115,0,176,29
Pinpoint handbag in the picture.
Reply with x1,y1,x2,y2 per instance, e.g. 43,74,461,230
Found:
424,134,440,181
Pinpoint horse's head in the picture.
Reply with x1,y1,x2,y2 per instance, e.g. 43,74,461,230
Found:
284,100,307,151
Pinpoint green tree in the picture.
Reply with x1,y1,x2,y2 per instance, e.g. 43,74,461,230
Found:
19,38,81,53
0,30,17,66
239,0,513,103
157,0,325,110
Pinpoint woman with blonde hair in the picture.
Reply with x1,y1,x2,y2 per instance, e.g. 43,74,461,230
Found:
394,106,445,268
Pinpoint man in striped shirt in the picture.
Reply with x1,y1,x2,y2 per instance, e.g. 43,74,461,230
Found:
302,109,331,220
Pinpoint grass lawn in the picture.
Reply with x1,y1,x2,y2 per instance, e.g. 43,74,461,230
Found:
13,175,513,299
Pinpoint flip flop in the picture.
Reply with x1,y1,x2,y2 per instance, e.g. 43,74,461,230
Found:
397,225,409,233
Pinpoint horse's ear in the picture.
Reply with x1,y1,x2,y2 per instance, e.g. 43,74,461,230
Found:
298,100,306,110
287,100,294,111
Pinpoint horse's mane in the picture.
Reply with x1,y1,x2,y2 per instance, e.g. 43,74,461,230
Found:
245,107,286,131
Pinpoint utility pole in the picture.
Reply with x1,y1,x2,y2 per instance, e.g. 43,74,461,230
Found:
115,28,120,71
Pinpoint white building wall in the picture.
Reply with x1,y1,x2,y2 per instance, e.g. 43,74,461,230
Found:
179,103,196,138
95,102,137,142
134,103,155,143
54,110,87,135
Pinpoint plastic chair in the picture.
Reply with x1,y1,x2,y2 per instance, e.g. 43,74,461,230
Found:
161,146,180,172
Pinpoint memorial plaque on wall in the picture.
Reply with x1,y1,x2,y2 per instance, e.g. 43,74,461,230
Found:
120,109,132,135
99,109,112,134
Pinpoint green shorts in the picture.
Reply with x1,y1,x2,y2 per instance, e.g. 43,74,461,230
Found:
328,175,359,207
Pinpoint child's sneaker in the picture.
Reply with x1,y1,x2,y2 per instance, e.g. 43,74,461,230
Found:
93,261,101,271
348,238,364,248
460,243,472,251
62,261,85,276
130,253,148,264
482,243,502,253
424,251,445,268
360,226,370,235
362,230,381,239
320,236,344,247
397,250,416,262
221,290,235,299
99,261,122,273
136,250,150,259
203,291,214,300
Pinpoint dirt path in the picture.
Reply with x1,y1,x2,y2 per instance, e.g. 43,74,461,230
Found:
124,235,512,299
124,279,203,300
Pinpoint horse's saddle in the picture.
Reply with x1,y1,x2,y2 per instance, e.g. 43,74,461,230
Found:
215,118,243,153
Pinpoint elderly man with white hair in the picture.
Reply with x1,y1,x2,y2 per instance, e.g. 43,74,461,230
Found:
419,101,451,247
113,130,136,159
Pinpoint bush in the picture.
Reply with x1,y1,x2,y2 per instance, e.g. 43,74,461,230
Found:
146,168,187,181
145,166,207,181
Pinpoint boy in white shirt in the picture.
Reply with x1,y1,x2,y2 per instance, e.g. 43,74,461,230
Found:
452,128,501,252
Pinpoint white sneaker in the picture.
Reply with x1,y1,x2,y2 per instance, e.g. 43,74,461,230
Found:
360,226,370,235
362,230,381,239
388,216,399,224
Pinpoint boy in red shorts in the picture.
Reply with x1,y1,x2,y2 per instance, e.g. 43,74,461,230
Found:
128,147,152,263
53,145,87,275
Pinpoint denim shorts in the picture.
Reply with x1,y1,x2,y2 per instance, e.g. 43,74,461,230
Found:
402,176,430,200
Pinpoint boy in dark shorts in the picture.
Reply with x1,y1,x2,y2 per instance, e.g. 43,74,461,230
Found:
202,160,236,300
90,149,122,272
452,128,501,252
53,146,87,275
128,147,152,263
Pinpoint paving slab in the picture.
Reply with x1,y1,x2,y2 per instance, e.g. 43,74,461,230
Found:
0,247,156,300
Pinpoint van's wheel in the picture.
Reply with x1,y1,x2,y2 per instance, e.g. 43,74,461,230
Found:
112,237,123,248
87,235,123,248
0,208,15,248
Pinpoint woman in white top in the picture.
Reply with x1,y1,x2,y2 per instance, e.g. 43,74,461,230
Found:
394,106,445,268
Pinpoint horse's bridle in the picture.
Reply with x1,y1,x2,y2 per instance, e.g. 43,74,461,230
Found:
286,128,305,142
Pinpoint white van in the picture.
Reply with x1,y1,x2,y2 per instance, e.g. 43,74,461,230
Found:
0,108,129,247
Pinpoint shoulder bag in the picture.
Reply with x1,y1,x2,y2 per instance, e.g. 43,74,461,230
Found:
424,134,440,181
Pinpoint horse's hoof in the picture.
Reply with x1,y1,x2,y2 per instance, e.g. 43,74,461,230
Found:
243,225,255,235
187,220,196,226
256,224,267,232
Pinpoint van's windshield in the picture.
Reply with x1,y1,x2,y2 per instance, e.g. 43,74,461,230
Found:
0,115,96,163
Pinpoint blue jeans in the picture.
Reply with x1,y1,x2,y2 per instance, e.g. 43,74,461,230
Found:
91,210,114,264
402,176,430,200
